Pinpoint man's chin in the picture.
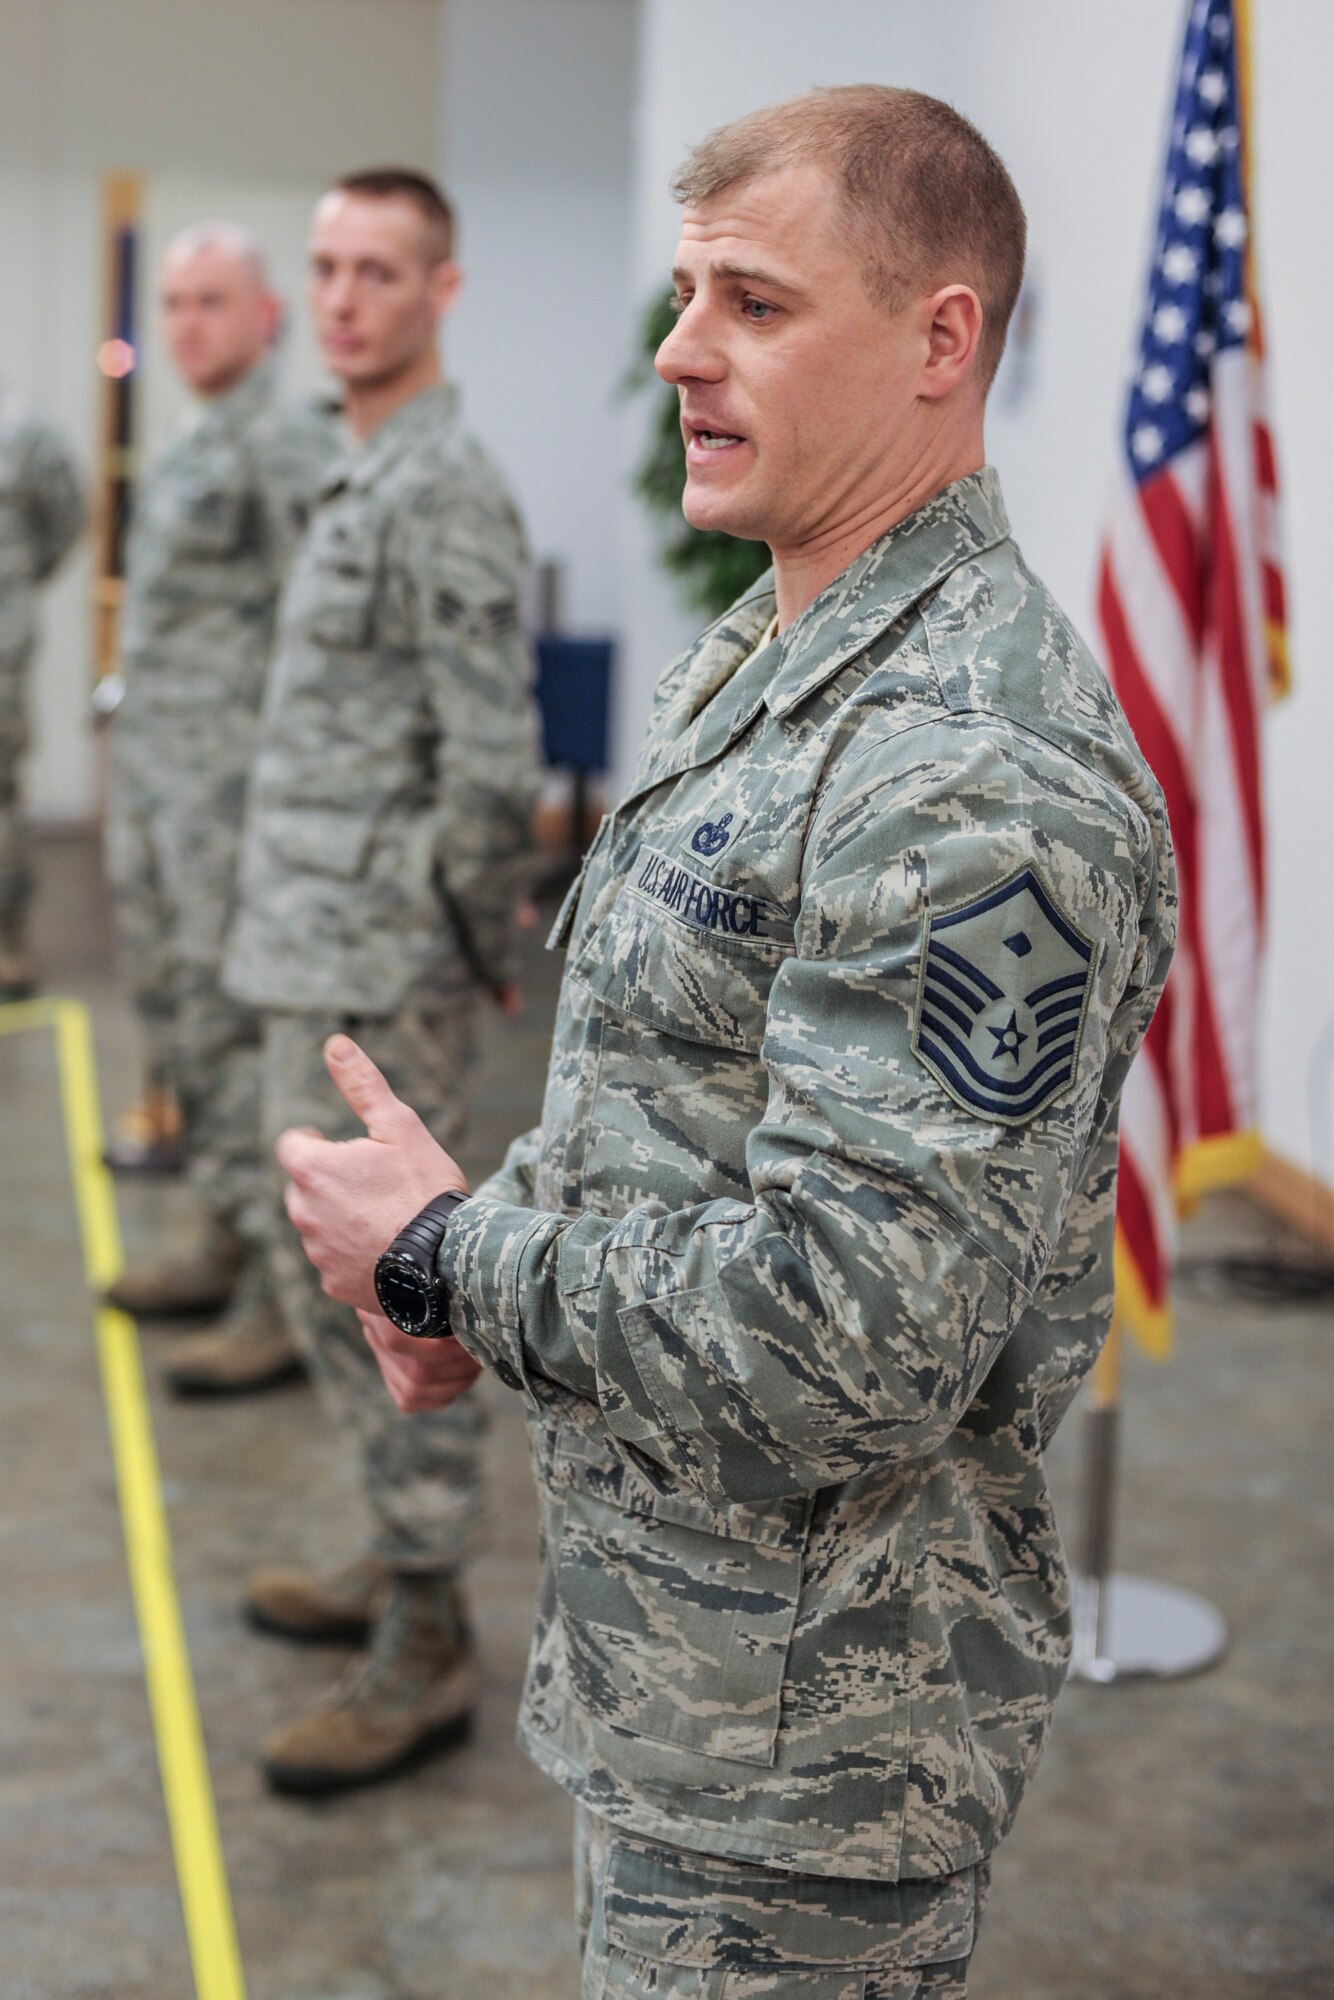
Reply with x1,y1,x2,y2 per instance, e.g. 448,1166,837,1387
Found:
681,487,761,542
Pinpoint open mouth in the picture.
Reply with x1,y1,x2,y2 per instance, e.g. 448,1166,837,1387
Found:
684,420,747,458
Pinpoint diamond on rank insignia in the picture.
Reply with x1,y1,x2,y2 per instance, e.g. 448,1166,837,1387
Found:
912,868,1096,1125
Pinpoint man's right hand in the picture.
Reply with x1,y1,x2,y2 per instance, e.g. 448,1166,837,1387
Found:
358,1308,483,1412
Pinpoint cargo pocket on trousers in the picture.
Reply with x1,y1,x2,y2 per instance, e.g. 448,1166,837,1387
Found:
599,1833,977,1993
260,804,377,880
554,1445,806,1767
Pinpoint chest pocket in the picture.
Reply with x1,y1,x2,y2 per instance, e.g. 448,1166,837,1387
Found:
569,870,787,1054
553,1429,809,1768
303,560,375,650
300,516,380,651
171,470,247,559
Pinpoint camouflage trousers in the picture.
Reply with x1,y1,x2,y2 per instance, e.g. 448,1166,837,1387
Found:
0,645,32,939
259,981,485,1575
575,1812,988,2000
105,768,267,1250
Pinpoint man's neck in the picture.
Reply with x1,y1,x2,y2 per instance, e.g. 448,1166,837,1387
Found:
194,353,266,404
342,351,443,442
771,431,985,631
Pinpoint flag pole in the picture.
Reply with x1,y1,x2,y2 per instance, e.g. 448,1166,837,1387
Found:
1068,1319,1228,1683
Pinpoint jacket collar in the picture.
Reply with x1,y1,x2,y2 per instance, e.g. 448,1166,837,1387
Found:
625,468,1011,804
325,380,459,498
763,465,1012,719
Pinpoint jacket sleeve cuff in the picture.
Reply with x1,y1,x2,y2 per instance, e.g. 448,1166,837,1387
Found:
438,1194,562,1396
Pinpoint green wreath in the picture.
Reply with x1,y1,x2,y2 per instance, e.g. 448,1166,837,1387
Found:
626,288,771,621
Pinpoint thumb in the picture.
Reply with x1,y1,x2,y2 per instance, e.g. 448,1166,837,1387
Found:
323,1034,415,1141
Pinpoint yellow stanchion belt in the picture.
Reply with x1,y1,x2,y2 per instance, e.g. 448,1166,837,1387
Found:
0,998,246,2000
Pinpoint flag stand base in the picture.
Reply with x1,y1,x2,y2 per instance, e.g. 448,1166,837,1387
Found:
1068,1571,1228,1683
1067,1333,1228,1685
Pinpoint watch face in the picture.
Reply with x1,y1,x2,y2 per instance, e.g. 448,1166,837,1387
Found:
375,1260,433,1336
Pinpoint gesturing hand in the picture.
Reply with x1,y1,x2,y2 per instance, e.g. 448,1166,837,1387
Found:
276,1034,468,1315
358,1309,483,1412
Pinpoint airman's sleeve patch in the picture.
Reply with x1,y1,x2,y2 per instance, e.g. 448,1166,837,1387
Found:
911,867,1096,1125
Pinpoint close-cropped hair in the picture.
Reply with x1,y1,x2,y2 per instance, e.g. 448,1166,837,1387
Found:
163,222,271,290
673,85,1026,385
332,167,456,265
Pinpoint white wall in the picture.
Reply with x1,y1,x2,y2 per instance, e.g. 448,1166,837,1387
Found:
626,0,1332,1178
439,0,637,641
0,0,440,822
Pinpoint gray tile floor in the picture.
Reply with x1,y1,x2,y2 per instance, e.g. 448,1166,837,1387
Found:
3,831,1331,1999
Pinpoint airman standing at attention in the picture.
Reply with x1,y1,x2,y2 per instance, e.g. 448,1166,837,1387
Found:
222,170,541,1792
277,91,1177,1994
0,385,84,997
104,224,337,1392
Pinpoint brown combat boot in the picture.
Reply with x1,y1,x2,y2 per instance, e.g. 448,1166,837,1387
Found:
262,1572,475,1795
102,1087,185,1174
104,1218,246,1319
0,944,36,1000
162,1297,306,1397
245,1555,389,1645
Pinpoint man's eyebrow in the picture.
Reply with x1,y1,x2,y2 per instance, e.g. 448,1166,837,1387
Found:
671,260,808,297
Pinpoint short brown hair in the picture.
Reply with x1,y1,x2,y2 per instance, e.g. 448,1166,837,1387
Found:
673,86,1026,384
332,167,456,264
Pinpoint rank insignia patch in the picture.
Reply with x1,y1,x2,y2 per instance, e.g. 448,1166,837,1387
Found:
912,868,1095,1125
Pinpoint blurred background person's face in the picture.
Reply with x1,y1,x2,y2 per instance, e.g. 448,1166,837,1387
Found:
307,191,459,392
159,239,278,397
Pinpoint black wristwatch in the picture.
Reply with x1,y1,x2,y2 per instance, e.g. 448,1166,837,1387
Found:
373,1190,470,1339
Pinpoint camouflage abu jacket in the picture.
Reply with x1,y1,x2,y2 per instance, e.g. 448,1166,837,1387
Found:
0,383,84,675
442,467,1176,1882
115,358,336,779
225,382,541,1015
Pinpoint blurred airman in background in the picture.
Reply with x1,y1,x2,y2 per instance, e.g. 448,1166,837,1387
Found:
0,385,84,997
104,224,338,1398
221,170,542,1792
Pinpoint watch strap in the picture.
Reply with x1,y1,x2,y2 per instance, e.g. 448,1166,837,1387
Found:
391,1188,470,1268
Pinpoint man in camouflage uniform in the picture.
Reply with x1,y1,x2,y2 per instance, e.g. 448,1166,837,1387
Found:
0,387,84,996
223,169,541,1792
105,225,336,1394
279,92,1176,1995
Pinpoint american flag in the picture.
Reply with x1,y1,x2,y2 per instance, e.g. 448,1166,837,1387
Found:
1097,0,1287,1356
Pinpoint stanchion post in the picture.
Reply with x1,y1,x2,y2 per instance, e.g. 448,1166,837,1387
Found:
1070,1323,1122,1681
1068,1319,1228,1685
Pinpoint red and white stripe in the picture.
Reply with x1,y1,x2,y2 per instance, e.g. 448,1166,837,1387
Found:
1099,339,1280,1345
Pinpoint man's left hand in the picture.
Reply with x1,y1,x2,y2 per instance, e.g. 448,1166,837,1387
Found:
277,1035,468,1314
358,1309,483,1412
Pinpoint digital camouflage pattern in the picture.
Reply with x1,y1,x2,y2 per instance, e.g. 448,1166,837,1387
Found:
0,384,84,937
225,381,541,1017
229,381,541,1572
108,358,336,1245
260,985,486,1571
441,468,1177,1882
576,1810,987,1998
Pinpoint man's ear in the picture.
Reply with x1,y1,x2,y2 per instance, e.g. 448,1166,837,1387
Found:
919,284,984,401
431,259,464,320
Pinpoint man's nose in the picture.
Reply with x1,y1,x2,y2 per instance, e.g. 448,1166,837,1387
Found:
655,302,723,386
324,273,357,315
